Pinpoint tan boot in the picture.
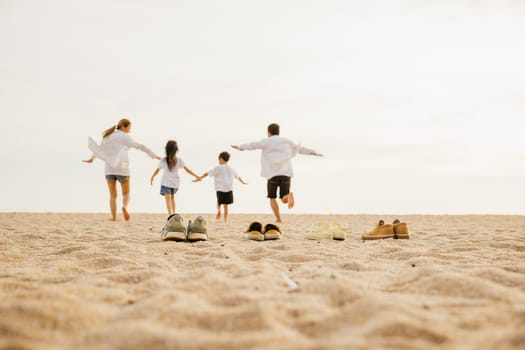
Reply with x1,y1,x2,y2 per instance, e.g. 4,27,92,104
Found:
362,220,394,240
393,219,409,239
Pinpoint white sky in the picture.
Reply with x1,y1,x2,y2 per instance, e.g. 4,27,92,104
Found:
1,0,524,214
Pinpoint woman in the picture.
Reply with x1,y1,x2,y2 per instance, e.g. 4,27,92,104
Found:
83,118,160,221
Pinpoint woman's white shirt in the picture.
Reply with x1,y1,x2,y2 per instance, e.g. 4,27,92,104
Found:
88,130,158,176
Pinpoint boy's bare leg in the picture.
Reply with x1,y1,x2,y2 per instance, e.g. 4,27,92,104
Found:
270,198,282,223
120,179,131,221
282,192,295,209
171,196,176,215
223,204,229,223
106,180,118,221
216,204,221,220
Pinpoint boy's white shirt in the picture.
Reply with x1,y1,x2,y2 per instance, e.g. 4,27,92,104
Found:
207,164,239,192
237,135,320,179
158,157,186,188
88,130,158,176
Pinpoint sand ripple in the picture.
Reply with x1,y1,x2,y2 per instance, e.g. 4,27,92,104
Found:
1,213,524,349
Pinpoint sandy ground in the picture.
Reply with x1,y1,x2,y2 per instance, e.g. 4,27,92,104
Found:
1,213,524,350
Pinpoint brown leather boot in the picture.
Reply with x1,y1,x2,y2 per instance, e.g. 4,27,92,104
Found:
393,219,410,239
362,220,394,240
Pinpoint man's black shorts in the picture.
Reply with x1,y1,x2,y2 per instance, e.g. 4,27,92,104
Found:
267,176,291,199
216,191,234,205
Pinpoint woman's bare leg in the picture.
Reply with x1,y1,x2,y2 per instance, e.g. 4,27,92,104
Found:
120,179,131,221
106,179,118,221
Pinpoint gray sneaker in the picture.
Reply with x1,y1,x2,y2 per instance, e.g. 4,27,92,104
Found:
187,216,208,242
160,214,187,241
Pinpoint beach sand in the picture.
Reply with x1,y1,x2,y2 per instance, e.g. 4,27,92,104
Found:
1,213,524,349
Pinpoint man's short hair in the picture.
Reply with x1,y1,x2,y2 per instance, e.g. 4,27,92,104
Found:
268,123,280,136
219,151,230,162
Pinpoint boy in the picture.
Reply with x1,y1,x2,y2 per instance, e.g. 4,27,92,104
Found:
194,151,247,222
231,123,322,223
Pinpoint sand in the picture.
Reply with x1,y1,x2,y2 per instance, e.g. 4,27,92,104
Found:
1,213,524,349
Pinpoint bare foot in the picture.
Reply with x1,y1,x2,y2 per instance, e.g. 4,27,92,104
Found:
216,212,221,220
287,192,295,209
122,207,130,221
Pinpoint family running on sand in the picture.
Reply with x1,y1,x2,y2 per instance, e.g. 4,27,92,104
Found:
84,119,323,223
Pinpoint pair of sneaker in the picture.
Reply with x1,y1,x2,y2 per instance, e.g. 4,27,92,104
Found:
244,222,282,241
160,214,208,242
362,219,410,240
305,221,346,241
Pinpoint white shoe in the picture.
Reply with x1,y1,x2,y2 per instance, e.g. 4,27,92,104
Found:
330,222,347,241
305,221,332,240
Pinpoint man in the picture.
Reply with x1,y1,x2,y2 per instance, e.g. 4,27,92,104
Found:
232,123,322,222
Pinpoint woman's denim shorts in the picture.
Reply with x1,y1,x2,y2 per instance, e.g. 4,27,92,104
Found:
106,175,129,182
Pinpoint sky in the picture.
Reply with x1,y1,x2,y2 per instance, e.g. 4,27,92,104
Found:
1,0,524,215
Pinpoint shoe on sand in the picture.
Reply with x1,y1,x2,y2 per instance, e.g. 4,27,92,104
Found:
393,219,410,239
331,222,347,241
306,221,332,240
362,220,395,240
187,216,208,242
160,214,187,241
264,223,282,240
244,222,264,241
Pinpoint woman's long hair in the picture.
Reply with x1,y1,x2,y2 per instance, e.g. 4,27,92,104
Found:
102,118,131,138
165,140,178,171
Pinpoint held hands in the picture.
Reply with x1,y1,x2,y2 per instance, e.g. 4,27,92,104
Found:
193,176,202,183
82,157,94,163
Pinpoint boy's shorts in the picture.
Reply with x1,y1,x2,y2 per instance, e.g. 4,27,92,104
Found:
267,176,291,199
105,175,129,182
160,186,178,196
217,191,234,205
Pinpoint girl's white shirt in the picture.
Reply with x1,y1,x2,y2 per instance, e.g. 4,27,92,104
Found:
158,157,186,189
88,130,158,176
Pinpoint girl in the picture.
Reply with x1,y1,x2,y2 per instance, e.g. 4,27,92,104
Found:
150,140,200,216
83,118,160,221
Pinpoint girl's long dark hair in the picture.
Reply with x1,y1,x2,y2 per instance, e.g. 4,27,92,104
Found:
165,140,178,171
